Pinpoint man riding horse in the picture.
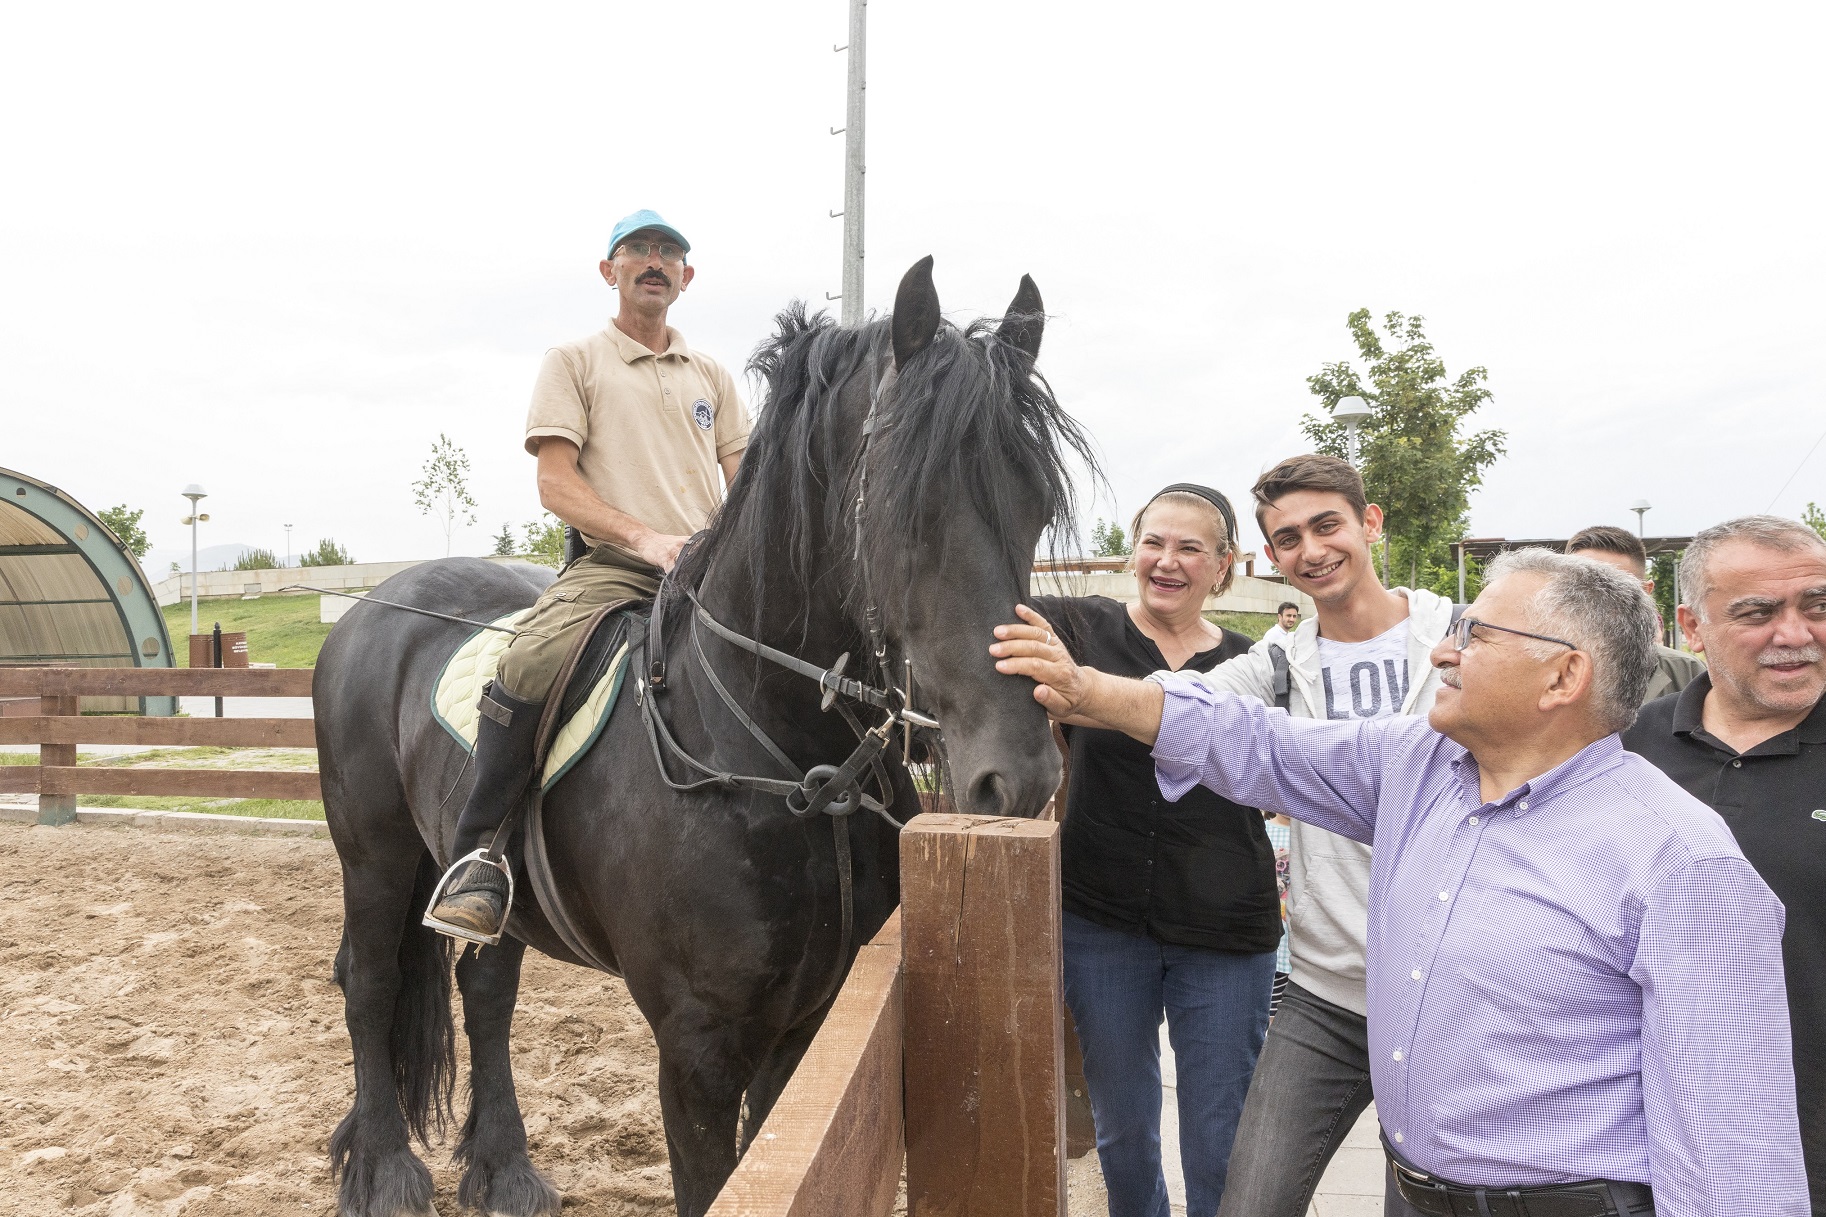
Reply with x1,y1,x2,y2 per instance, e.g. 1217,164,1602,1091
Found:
428,208,750,940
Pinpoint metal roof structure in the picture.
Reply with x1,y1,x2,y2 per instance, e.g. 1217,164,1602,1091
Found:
0,466,175,715
1457,535,1694,562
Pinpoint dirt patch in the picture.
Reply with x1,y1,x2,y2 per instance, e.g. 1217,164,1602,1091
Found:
0,822,671,1216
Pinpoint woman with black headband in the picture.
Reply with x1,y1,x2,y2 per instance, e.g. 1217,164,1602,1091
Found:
1031,483,1280,1217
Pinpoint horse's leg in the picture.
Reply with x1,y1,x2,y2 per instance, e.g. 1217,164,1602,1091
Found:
654,1007,773,1217
453,938,560,1216
738,1013,826,1156
330,841,454,1217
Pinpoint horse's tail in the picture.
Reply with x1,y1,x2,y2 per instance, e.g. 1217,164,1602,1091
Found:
330,851,456,1172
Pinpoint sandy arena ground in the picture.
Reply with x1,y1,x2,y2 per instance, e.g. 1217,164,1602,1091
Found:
0,821,673,1217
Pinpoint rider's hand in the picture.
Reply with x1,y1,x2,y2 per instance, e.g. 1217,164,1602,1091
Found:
990,604,1093,721
636,531,691,573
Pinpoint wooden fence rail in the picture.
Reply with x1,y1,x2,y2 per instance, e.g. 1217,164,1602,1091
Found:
0,666,318,824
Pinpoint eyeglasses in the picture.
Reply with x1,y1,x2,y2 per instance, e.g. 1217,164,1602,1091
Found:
1452,616,1577,653
615,239,686,263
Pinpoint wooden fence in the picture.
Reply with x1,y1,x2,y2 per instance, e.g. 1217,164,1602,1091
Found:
0,667,318,824
3,667,1084,1213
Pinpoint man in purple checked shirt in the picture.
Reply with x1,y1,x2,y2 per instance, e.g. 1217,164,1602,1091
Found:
992,548,1807,1217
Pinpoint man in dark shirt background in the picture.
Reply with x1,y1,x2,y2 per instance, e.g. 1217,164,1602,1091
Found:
1623,514,1826,1215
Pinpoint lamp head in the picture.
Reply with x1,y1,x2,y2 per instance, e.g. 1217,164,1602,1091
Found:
182,483,208,504
1629,499,1652,513
1332,396,1374,426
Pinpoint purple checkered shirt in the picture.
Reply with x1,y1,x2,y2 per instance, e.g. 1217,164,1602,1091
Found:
1150,675,1808,1216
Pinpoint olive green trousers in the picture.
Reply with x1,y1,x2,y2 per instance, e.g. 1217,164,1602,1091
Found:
494,546,660,703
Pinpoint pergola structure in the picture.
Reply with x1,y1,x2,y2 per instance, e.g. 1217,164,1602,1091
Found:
0,466,175,715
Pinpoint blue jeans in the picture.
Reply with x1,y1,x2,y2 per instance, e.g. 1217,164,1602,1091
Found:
1063,910,1276,1217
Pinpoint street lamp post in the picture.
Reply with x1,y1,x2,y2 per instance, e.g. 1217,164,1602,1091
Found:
181,484,209,636
1630,499,1651,539
284,523,293,569
1333,396,1386,580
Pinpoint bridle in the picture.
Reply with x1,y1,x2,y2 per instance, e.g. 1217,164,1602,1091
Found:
635,356,942,832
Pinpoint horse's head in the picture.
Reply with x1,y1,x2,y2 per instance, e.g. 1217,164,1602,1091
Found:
849,258,1093,817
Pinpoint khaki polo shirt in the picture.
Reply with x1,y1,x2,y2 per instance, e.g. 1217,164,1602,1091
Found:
524,323,750,544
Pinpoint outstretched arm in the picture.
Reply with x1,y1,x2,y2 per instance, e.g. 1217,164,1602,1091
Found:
991,604,1166,740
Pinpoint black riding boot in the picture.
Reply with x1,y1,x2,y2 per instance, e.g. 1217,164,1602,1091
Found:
426,681,545,940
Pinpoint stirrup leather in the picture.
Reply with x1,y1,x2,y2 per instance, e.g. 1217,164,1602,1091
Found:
422,848,515,947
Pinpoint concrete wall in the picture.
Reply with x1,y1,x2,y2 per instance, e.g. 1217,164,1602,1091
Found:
151,557,546,608
1031,570,1312,618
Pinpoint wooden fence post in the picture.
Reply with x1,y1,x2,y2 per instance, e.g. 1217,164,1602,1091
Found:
37,694,77,826
901,812,1065,1217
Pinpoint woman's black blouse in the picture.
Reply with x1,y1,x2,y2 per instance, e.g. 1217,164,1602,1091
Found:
1033,595,1281,954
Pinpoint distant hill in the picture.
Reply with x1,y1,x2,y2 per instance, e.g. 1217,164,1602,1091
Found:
142,542,256,577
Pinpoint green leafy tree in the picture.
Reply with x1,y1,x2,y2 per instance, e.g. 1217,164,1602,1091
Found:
97,504,149,558
523,516,565,567
233,547,278,570
412,433,479,557
1090,519,1131,558
301,538,354,567
491,523,517,556
1304,310,1507,590
1804,502,1826,541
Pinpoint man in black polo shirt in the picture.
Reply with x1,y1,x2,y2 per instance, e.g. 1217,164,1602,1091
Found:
1622,513,1826,1215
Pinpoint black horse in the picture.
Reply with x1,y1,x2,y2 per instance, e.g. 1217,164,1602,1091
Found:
314,258,1095,1217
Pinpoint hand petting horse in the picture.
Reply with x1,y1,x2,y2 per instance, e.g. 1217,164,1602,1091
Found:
312,256,1097,1217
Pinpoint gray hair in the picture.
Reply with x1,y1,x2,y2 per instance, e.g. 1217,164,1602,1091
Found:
1485,548,1659,733
1679,515,1826,620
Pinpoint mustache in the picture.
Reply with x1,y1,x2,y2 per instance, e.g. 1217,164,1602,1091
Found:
636,269,671,287
1759,645,1824,667
1439,666,1462,690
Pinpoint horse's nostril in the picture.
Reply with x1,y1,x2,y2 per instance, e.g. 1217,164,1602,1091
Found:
969,772,1012,818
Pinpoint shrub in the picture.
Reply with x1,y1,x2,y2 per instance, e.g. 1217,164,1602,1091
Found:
233,548,279,570
300,539,354,567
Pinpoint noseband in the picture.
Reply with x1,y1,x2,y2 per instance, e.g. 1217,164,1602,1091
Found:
636,357,941,830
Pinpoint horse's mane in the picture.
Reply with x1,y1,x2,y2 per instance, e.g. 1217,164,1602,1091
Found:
676,302,1098,637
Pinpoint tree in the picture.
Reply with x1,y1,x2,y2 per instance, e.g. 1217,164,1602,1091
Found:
1804,502,1826,541
1304,310,1506,589
301,538,354,567
97,504,149,558
523,515,565,567
412,433,478,557
491,523,517,556
234,547,278,570
1090,519,1131,558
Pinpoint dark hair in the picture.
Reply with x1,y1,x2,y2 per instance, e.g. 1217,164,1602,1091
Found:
1566,525,1646,573
1251,454,1368,536
1130,486,1240,597
1278,601,1299,614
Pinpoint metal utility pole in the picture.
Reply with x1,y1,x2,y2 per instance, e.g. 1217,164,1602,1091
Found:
833,0,867,324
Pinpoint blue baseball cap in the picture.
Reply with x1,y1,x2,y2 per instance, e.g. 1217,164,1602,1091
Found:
607,209,690,259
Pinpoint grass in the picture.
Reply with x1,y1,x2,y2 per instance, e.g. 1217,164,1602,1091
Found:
0,746,325,821
161,593,332,668
1207,610,1277,641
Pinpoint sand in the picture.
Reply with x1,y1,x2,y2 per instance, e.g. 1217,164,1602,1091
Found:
0,821,672,1216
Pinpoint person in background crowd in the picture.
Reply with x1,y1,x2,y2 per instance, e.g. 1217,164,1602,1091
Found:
1565,525,1705,702
1264,813,1292,1017
1030,483,1278,1217
1623,515,1826,1214
1121,454,1454,1217
1263,601,1302,649
995,547,1809,1217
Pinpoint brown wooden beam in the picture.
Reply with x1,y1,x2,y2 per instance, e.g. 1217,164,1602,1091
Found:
0,667,315,697
901,812,1065,1217
0,717,318,748
0,767,40,795
707,911,905,1217
36,767,321,802
37,695,77,825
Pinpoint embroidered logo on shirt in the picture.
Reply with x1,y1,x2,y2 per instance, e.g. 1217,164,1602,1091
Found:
692,398,714,430
1812,810,1826,822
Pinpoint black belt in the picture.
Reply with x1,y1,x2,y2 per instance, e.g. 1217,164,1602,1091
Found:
1384,1137,1653,1217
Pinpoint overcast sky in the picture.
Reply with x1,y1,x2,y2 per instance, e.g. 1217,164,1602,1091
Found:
6,2,1824,573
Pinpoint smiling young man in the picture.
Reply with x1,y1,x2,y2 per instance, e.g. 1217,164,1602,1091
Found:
424,208,750,941
1622,516,1826,1213
1118,454,1457,1217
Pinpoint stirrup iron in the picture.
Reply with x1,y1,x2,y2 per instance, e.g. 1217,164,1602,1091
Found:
421,848,516,947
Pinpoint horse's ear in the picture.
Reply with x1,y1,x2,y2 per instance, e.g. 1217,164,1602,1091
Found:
1001,274,1044,360
892,255,941,370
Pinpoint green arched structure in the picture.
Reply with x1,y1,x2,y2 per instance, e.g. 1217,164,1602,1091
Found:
0,466,176,715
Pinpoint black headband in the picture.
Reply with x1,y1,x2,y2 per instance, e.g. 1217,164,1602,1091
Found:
1143,483,1239,550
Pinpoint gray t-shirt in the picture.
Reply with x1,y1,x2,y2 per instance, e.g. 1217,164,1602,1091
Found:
1316,619,1410,721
